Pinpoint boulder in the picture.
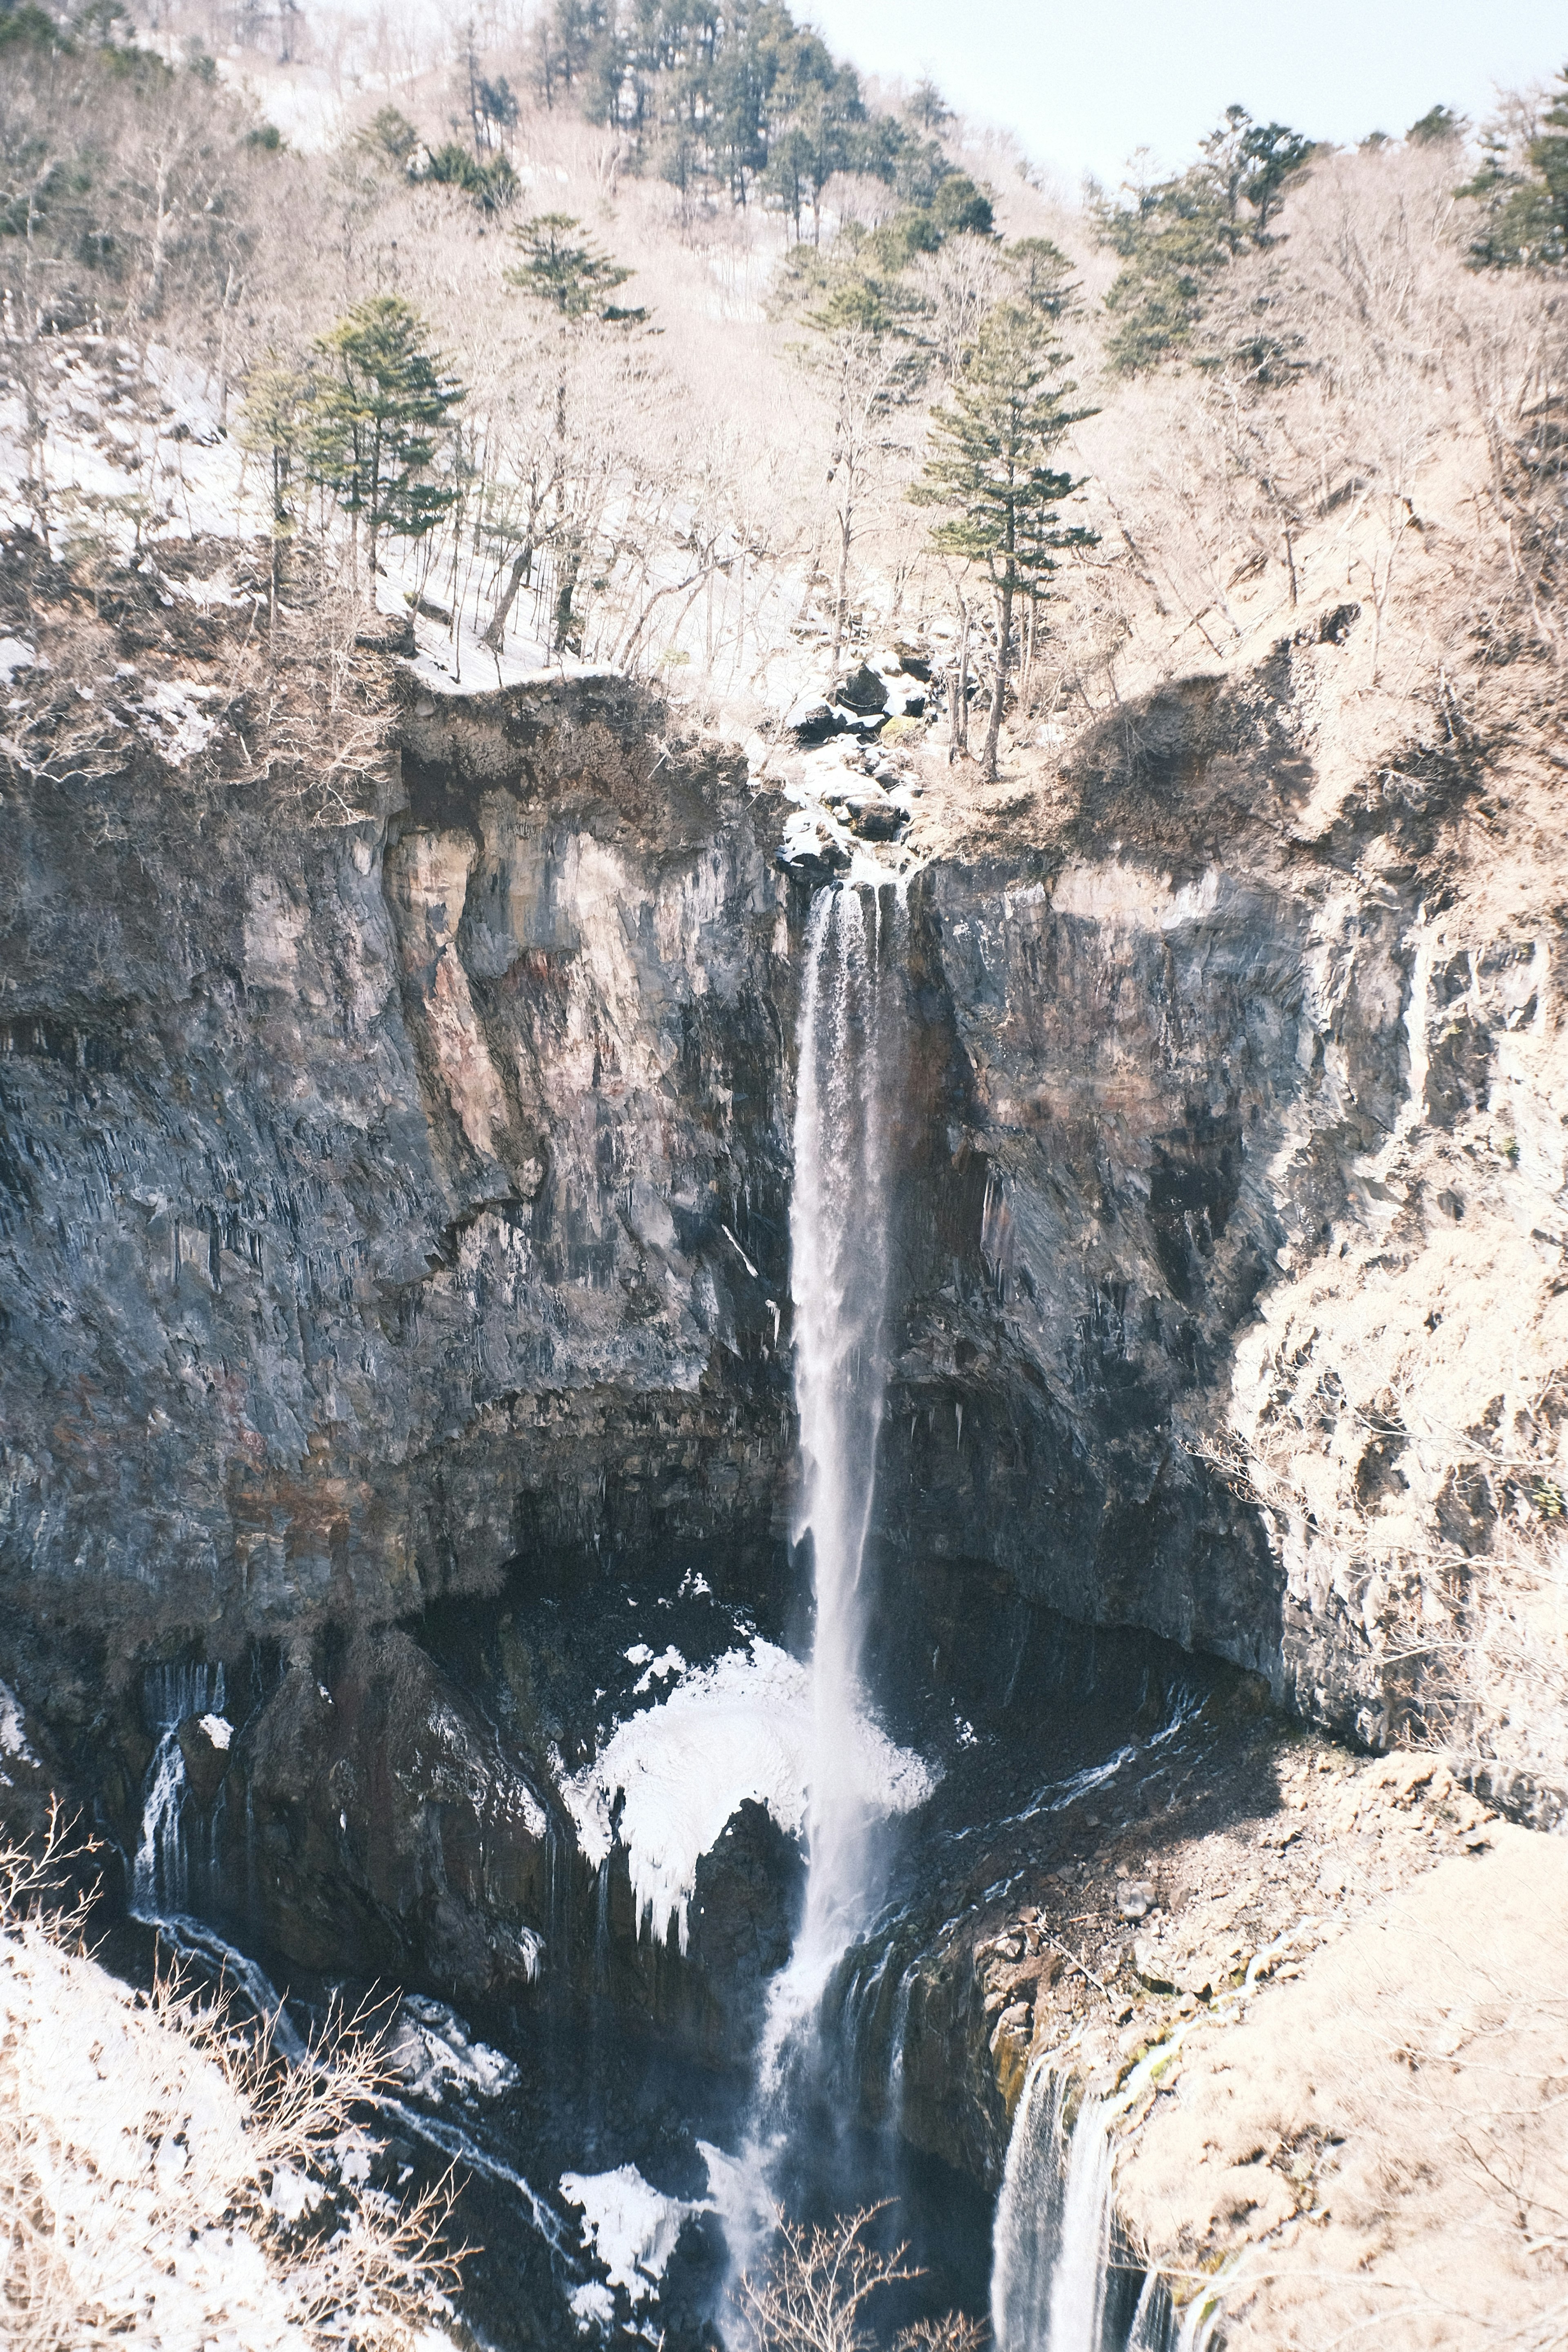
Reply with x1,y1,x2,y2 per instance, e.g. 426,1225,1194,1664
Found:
776,818,851,879
786,698,840,746
177,1714,232,1811
847,800,907,842
833,663,889,715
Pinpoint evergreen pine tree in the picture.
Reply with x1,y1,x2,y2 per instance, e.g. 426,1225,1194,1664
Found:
911,302,1095,780
306,296,465,579
1462,73,1568,269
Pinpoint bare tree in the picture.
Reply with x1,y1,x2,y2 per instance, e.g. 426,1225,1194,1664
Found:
734,2204,986,2352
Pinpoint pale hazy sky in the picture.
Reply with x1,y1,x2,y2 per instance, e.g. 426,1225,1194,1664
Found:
800,0,1564,190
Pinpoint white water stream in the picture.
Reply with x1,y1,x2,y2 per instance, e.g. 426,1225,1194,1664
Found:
992,2067,1115,2352
713,878,924,2278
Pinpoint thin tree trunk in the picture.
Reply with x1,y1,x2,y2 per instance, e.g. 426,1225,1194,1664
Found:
949,592,970,763
482,538,535,650
830,468,853,673
983,579,1013,780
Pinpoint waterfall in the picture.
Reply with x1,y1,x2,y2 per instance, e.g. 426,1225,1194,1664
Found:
991,2064,1115,2352
131,1662,225,1922
786,881,899,2005
757,884,904,2071
716,879,909,2282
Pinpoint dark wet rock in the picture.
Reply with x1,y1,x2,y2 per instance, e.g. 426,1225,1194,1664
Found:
847,800,906,842
235,1627,553,1992
686,1799,805,2049
833,663,889,715
787,698,840,746
177,1714,231,1810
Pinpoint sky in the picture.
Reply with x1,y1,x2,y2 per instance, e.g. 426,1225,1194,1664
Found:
800,0,1565,191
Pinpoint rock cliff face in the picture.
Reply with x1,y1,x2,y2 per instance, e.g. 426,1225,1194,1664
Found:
0,663,800,2017
2,672,793,1647
4,616,1563,2030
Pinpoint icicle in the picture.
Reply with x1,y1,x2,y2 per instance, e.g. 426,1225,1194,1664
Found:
594,1853,612,1992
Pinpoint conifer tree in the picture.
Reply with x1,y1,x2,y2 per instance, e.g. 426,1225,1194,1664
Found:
238,359,305,618
498,215,645,652
1463,69,1568,269
911,303,1095,780
306,296,465,580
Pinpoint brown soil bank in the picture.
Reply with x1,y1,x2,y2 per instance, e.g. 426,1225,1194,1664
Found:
1116,1822,1568,2346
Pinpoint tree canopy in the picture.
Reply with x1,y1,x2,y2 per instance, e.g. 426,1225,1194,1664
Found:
1463,68,1568,270
1091,102,1315,372
306,296,465,573
911,301,1095,776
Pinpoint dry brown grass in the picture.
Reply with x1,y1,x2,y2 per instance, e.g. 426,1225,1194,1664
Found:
0,1809,463,2351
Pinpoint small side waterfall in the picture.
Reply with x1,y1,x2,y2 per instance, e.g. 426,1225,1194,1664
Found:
131,1662,225,1922
991,2066,1115,2352
992,2056,1218,2352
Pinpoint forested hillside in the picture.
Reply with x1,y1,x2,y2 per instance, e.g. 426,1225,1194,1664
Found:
2,0,1562,780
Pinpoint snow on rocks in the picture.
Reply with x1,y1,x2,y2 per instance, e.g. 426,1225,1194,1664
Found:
384,1994,521,2105
137,679,217,765
0,1679,37,1781
561,1639,935,1951
559,2163,700,2313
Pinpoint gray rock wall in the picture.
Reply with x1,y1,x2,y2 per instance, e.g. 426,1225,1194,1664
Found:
0,674,797,1665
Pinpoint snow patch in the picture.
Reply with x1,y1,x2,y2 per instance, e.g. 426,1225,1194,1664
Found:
561,1641,935,1951
569,2282,617,2335
559,2164,698,2306
197,1713,232,1750
633,1646,684,1694
138,680,217,765
385,1996,521,2105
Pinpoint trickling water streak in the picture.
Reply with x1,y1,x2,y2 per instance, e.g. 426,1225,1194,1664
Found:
1127,2270,1178,2352
150,1911,309,2064
372,2095,570,2254
886,1960,917,2138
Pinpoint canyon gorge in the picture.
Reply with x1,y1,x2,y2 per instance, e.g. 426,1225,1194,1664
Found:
4,26,1568,2343
4,557,1566,2349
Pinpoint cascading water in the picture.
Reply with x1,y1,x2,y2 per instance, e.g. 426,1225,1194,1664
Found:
783,880,900,2018
129,1662,309,2054
715,878,914,2275
131,1662,225,1922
